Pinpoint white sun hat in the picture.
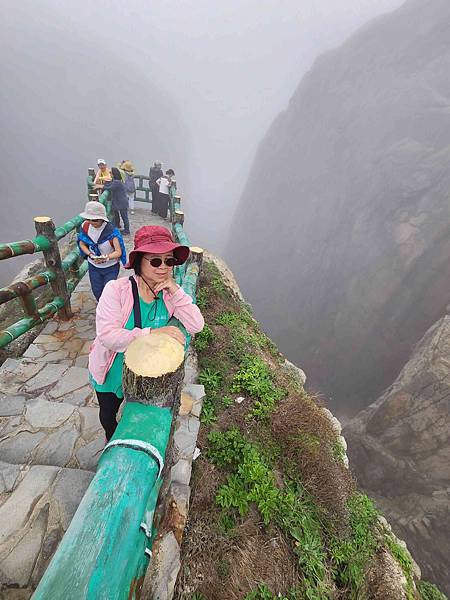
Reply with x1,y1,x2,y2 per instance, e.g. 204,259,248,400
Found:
80,201,109,221
97,158,107,165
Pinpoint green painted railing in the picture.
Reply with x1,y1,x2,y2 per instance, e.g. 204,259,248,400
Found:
32,182,202,599
0,182,112,347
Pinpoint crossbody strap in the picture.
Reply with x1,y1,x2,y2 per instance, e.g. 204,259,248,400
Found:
129,276,142,329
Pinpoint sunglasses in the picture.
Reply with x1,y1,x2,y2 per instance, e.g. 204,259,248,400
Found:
143,256,179,267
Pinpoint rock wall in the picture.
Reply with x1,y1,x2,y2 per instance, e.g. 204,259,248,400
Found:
345,315,450,593
225,0,450,414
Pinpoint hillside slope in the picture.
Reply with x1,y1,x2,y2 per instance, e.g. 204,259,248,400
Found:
225,0,450,415
174,257,446,600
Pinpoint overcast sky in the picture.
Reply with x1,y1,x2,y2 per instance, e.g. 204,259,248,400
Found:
1,0,405,281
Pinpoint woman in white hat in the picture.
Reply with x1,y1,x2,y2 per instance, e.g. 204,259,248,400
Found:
77,201,127,300
93,159,112,187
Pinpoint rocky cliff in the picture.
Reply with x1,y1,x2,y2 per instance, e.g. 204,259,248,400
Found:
345,315,450,593
225,0,450,415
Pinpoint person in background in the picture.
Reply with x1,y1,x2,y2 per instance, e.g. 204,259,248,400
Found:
121,160,136,215
93,159,112,188
77,200,126,301
166,168,176,190
104,167,130,235
88,225,204,441
156,170,171,220
149,160,163,215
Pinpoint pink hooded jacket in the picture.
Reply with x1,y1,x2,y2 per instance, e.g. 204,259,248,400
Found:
88,275,204,385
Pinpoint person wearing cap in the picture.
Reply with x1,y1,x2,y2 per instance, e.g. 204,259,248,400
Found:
88,225,204,441
93,159,112,187
149,161,163,215
121,160,136,215
77,200,127,301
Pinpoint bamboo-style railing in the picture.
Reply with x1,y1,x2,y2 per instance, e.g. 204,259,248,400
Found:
32,171,202,600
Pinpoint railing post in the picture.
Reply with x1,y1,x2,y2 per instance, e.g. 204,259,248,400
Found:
189,246,204,270
34,217,72,320
172,210,184,227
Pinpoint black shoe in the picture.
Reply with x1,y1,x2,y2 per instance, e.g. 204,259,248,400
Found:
120,229,130,235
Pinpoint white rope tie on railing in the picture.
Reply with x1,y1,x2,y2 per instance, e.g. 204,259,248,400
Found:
102,438,165,478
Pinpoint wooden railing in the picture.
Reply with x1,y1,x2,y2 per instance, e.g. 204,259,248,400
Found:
0,186,112,347
32,173,203,600
0,170,187,349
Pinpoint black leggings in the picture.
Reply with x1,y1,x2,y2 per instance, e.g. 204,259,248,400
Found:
96,391,123,441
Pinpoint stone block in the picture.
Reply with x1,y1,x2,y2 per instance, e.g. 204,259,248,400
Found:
173,416,200,461
0,461,21,493
37,349,70,362
0,465,94,591
182,383,205,403
179,391,194,416
51,467,94,530
78,406,102,438
0,431,46,465
142,531,180,600
41,320,59,335
48,367,90,399
74,355,89,368
61,384,94,406
0,359,44,395
0,415,21,437
25,398,75,429
76,437,104,471
0,465,57,541
0,395,26,417
22,344,45,359
22,364,68,395
38,341,64,351
170,459,192,486
0,503,49,587
33,424,79,467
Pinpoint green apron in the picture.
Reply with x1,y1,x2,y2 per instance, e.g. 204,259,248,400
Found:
92,292,169,398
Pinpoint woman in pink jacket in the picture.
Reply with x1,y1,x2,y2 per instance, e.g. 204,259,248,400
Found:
89,225,204,441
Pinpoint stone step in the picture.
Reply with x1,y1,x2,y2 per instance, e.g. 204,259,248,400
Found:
0,359,95,407
0,396,103,472
0,461,94,595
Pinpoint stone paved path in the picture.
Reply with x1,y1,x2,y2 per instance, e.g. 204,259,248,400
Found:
0,206,205,599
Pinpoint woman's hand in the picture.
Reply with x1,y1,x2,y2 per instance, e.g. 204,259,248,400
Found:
153,276,179,295
152,326,185,346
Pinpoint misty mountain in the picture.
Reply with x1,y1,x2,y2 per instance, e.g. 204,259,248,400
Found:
226,0,450,416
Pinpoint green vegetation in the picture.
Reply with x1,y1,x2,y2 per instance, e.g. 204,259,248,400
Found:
231,355,284,419
193,323,214,351
418,581,448,600
244,585,293,600
195,287,209,310
385,534,415,600
198,367,222,393
208,429,330,599
329,493,379,594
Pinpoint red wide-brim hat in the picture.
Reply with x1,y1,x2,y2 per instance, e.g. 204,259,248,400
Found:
124,225,190,269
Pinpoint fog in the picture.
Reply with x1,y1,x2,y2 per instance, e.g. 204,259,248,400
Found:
1,0,404,284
